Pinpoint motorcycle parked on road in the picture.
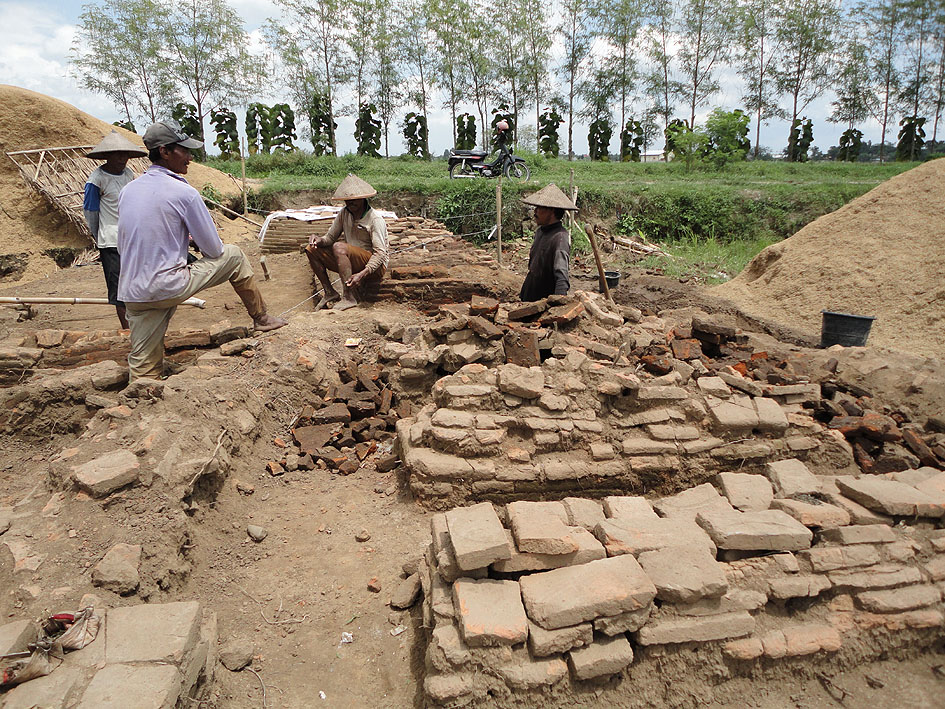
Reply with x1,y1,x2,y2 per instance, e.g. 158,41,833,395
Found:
448,124,531,181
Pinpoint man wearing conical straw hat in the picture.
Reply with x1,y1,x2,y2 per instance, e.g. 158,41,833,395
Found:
83,130,147,328
305,174,389,311
519,183,577,302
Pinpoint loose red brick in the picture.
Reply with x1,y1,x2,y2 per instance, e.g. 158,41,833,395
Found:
539,301,585,325
467,316,505,340
670,338,703,360
903,429,939,467
469,295,499,316
508,301,547,321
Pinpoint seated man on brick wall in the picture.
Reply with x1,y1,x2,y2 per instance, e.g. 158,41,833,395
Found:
117,120,286,382
519,184,577,302
304,174,389,311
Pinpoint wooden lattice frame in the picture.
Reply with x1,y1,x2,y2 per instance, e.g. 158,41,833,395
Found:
5,145,150,244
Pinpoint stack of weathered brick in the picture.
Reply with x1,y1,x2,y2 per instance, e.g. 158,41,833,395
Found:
420,469,945,705
1,319,254,375
275,360,400,476
391,297,833,506
0,601,216,709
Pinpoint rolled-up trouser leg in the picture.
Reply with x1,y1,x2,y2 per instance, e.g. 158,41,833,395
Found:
125,303,176,381
185,244,267,320
124,246,266,381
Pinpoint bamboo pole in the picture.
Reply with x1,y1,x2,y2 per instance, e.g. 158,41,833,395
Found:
0,296,206,308
568,168,576,233
584,223,611,301
202,196,264,227
496,177,503,268
240,137,248,216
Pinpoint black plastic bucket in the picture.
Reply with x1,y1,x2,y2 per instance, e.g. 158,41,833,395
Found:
603,270,621,289
820,310,875,348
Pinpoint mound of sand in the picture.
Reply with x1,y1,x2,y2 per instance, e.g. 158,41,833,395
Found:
715,158,945,361
0,85,242,283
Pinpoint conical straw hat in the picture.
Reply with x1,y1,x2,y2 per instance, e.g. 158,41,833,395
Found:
86,130,147,159
332,173,377,200
521,183,578,211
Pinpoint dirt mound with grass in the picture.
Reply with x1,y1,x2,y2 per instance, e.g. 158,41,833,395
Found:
715,158,945,361
0,85,242,284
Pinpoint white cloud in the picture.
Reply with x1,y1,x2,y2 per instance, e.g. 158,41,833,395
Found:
0,3,118,124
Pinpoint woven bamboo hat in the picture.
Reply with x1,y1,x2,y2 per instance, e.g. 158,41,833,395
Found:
522,183,577,211
332,173,377,200
86,130,147,159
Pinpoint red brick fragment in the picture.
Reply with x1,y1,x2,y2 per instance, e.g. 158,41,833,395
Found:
539,301,585,325
504,328,541,367
670,338,703,360
469,295,500,316
902,429,939,467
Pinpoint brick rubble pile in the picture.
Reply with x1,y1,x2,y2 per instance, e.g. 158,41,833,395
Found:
376,292,945,508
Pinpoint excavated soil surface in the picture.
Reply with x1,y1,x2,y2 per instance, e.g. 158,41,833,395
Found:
0,245,944,708
715,159,945,361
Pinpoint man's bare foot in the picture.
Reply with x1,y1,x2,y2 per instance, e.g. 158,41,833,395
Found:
314,292,340,310
332,297,358,311
254,314,288,332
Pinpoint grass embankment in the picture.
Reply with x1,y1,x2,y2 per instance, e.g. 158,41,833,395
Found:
206,152,918,284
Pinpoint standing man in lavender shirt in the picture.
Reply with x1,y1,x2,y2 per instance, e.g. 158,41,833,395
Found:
117,120,286,381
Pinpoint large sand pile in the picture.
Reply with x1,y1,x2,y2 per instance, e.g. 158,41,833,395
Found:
0,85,242,283
715,158,945,361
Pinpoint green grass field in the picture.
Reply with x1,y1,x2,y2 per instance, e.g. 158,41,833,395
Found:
205,152,922,284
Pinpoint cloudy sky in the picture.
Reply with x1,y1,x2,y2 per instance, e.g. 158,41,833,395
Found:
3,0,884,157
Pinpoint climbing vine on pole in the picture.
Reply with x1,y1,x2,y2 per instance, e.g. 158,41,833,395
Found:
619,119,644,162
307,92,336,156
402,112,430,158
211,108,239,159
456,113,477,150
538,107,562,157
355,103,382,157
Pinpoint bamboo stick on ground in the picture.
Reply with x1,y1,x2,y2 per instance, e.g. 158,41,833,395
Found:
0,296,206,308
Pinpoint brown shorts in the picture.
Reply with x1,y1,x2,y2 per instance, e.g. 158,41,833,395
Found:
304,243,385,281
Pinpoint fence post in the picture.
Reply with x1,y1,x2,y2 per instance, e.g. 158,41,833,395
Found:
568,168,576,233
240,137,248,216
496,177,503,267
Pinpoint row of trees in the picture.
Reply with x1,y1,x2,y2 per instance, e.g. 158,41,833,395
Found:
73,0,945,161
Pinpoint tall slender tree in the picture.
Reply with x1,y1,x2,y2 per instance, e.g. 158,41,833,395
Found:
165,0,262,145
559,0,593,158
346,0,377,113
642,0,679,137
829,29,876,131
519,0,552,140
72,0,177,126
428,0,468,146
398,0,435,125
773,0,840,159
736,0,784,157
929,4,945,143
594,0,645,132
676,0,736,129
861,0,904,161
899,0,934,157
496,0,529,145
460,0,496,148
271,0,350,155
373,0,402,156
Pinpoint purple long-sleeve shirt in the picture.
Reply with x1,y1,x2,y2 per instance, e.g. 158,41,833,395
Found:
117,165,223,303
